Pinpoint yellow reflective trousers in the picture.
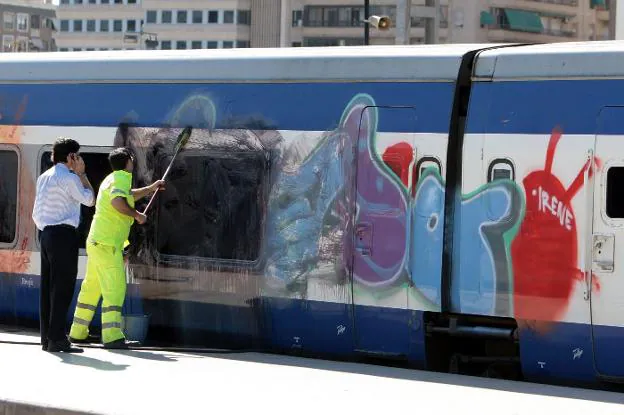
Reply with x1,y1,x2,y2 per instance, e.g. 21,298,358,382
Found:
69,241,126,345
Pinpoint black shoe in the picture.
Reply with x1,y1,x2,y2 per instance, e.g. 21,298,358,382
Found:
47,339,84,353
103,338,140,349
41,342,48,351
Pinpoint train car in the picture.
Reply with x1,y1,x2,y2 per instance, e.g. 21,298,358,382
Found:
0,41,623,388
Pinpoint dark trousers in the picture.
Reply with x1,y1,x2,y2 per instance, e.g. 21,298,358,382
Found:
39,224,79,345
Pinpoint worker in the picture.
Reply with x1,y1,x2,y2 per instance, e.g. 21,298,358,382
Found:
68,147,164,349
32,137,95,353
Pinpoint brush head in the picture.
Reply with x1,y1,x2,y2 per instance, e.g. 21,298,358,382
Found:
174,126,193,154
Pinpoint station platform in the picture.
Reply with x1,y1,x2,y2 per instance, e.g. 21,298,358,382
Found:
1,328,624,415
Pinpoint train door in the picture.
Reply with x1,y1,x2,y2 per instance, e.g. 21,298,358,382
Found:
351,105,417,356
591,106,624,380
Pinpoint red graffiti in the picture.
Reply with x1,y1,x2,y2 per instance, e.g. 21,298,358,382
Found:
382,142,414,190
511,127,601,324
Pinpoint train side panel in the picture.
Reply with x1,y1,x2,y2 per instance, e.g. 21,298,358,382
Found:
0,79,455,366
458,76,624,384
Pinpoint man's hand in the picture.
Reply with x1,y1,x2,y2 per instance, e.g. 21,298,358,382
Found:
71,154,86,175
134,211,147,225
150,180,165,193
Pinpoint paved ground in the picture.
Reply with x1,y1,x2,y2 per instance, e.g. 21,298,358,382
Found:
1,329,624,415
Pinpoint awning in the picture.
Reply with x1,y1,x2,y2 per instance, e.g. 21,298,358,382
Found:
503,9,544,33
480,11,494,26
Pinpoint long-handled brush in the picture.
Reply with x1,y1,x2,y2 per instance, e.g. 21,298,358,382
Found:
142,126,193,215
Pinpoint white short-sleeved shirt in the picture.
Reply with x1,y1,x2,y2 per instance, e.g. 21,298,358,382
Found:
32,163,95,231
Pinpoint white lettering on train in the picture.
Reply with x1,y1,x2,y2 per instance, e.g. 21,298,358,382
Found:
533,186,574,231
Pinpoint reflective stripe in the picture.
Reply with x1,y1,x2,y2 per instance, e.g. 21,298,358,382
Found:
76,302,96,311
102,306,122,313
102,322,121,329
73,317,90,326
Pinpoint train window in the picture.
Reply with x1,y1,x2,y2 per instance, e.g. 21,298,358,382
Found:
40,150,112,249
606,167,624,218
156,149,269,262
487,159,515,182
0,149,18,245
412,157,441,196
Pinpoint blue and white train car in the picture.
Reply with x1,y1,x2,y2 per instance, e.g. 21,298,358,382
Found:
0,41,623,388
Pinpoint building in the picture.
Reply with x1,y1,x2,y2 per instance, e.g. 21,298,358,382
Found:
453,0,611,44
0,0,56,52
287,0,611,47
53,0,612,51
55,0,251,51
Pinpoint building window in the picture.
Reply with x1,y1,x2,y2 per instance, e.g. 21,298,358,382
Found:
114,0,122,4
87,19,96,32
292,10,302,26
236,40,249,48
59,47,69,51
191,40,202,49
60,20,69,31
73,19,83,32
155,146,269,261
128,0,137,4
291,41,302,46
146,10,157,23
2,35,13,52
162,10,172,23
89,0,97,4
224,11,234,23
206,41,217,48
223,40,233,48
101,0,109,4
100,20,109,31
192,10,203,23
177,10,187,24
61,0,70,4
75,0,83,4
176,40,186,49
237,10,251,25
113,19,122,31
208,11,218,23
86,48,95,51
3,12,14,30
0,149,18,245
161,40,171,49
127,19,137,32
304,6,367,27
31,15,41,29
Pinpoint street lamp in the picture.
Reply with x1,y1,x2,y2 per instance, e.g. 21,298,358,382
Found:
363,10,392,45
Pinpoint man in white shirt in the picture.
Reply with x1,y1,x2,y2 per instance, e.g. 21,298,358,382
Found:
32,137,95,353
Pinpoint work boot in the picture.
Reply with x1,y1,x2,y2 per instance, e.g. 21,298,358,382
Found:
69,334,99,345
103,338,140,349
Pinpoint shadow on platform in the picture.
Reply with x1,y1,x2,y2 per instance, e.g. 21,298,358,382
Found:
55,353,130,371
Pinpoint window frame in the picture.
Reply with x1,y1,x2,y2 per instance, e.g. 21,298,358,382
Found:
602,161,624,226
154,147,270,267
36,144,115,255
16,13,29,32
0,145,20,249
487,158,516,183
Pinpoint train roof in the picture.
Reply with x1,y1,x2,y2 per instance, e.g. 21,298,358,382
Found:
474,40,624,80
0,44,487,83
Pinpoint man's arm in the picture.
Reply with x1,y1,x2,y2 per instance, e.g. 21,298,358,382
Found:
67,173,95,207
111,197,147,224
130,180,165,201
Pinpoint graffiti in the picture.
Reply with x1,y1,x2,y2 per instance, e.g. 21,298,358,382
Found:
0,95,34,275
511,127,601,322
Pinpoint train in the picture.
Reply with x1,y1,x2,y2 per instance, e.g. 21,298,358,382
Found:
1,41,623,388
